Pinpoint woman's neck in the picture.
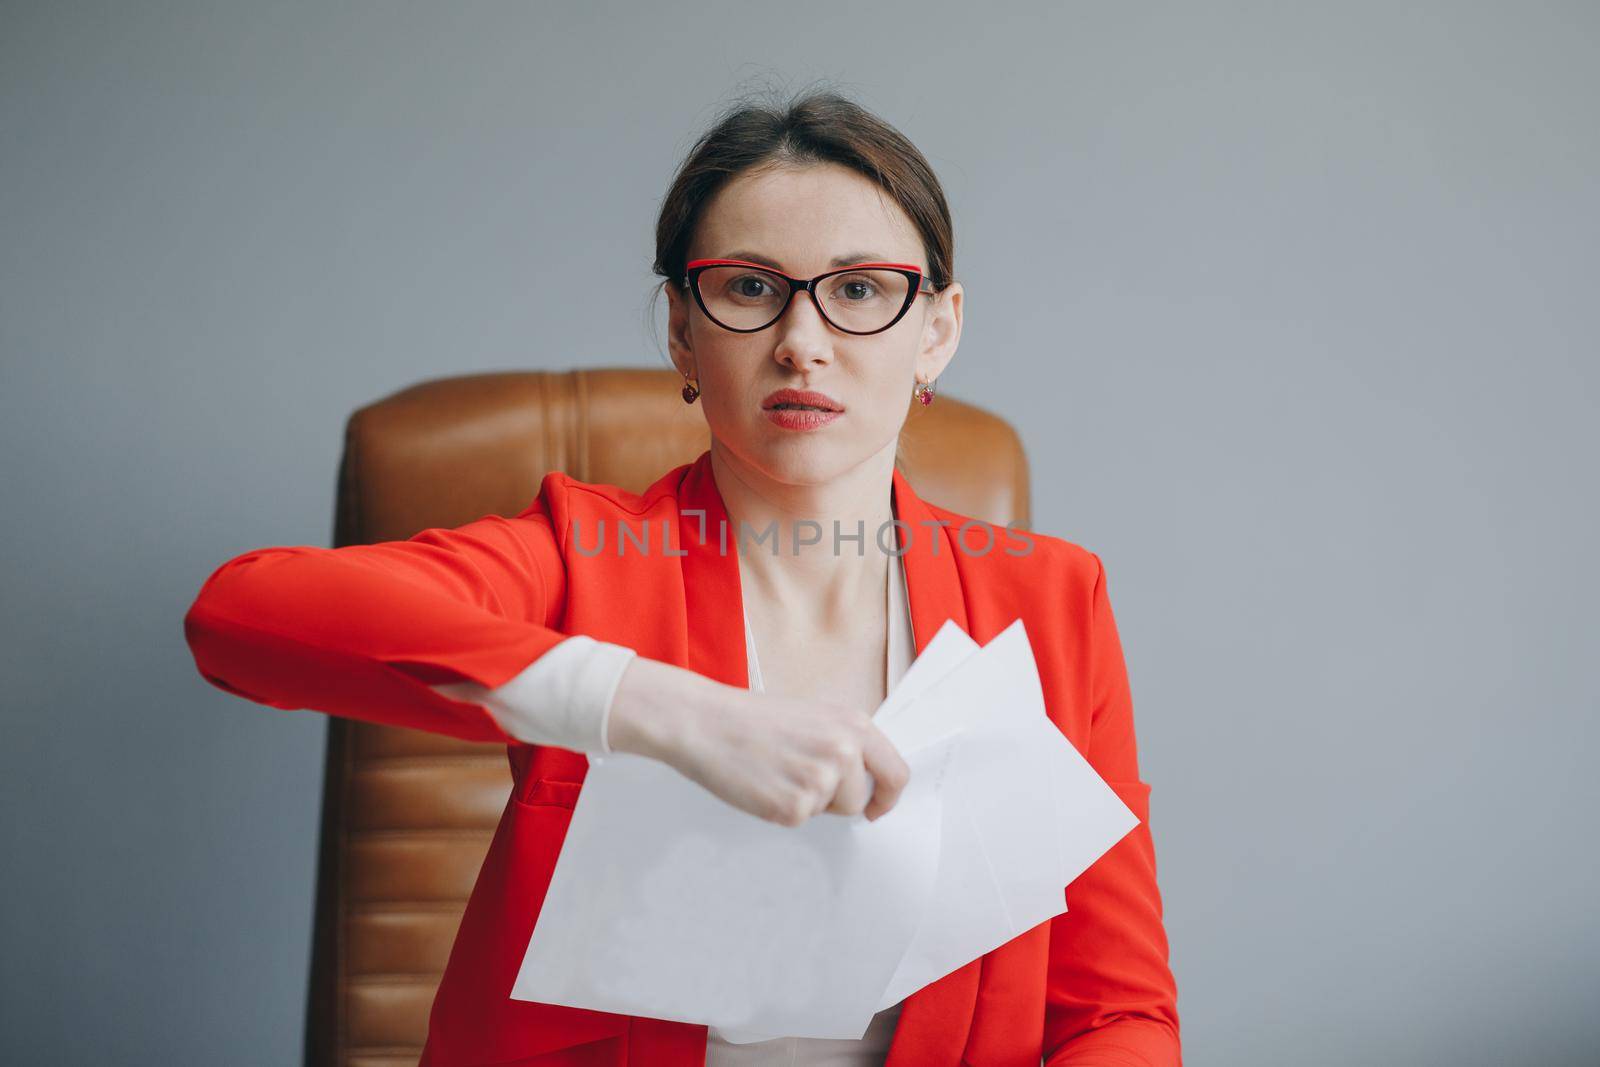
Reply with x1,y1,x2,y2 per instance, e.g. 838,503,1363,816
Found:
709,442,897,631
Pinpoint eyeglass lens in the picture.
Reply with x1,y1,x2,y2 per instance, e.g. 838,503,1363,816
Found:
696,266,913,332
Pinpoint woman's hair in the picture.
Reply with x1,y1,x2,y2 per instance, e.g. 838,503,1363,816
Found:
650,86,956,471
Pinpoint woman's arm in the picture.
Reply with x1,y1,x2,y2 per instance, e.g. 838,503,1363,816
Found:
182,489,913,827
1042,552,1182,1066
182,501,595,744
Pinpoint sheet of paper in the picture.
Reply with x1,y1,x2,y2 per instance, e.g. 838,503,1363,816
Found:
883,625,1060,915
513,730,960,1039
874,618,1138,1009
512,614,1140,1039
884,619,1138,894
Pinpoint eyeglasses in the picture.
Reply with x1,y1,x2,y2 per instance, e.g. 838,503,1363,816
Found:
682,258,937,336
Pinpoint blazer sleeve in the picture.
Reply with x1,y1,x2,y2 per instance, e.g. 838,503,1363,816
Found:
181,495,577,745
1042,551,1182,1066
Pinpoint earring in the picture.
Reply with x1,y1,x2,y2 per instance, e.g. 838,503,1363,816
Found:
913,378,937,406
681,377,700,404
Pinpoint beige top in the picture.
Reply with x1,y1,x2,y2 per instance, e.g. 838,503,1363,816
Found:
706,549,914,1064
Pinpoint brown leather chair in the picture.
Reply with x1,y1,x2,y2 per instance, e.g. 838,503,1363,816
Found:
307,367,1031,1067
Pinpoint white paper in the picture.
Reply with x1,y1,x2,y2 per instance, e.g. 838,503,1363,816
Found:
873,619,1140,1010
511,616,1139,1039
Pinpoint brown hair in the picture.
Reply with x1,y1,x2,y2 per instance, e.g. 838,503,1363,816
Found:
649,86,956,471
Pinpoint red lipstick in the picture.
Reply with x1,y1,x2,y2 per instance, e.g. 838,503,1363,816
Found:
761,388,844,431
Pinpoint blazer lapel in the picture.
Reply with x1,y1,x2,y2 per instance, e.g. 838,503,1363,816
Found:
675,449,749,689
888,463,971,664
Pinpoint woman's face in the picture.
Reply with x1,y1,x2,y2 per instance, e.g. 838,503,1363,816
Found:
667,162,963,488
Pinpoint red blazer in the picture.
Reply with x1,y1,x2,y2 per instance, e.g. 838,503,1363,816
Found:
183,448,1180,1067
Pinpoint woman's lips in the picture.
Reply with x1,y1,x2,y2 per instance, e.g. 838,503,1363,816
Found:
761,388,844,431
763,405,843,431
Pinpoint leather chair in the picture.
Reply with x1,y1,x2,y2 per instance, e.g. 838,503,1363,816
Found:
307,367,1031,1067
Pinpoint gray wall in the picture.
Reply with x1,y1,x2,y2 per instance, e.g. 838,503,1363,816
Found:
3,2,1595,1064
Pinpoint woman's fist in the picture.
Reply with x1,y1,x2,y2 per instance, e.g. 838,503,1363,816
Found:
607,657,910,827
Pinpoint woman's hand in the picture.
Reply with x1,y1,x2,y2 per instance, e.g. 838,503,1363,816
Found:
605,656,911,827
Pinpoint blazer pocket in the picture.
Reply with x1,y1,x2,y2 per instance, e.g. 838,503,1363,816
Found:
519,776,583,809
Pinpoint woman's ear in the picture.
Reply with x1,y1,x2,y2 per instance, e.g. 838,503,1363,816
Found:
666,282,696,377
917,281,963,382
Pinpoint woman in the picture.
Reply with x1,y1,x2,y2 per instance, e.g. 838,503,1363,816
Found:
183,91,1180,1066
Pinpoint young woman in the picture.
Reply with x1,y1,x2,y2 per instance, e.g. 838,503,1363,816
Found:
184,91,1181,1067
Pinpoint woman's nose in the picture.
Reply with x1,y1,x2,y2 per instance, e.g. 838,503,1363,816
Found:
771,292,835,368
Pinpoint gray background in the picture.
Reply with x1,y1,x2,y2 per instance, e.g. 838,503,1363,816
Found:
3,2,1595,1064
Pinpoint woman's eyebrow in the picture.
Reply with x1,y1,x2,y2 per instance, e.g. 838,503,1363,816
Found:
723,250,892,271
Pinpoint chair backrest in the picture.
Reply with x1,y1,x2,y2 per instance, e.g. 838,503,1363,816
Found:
306,367,1031,1067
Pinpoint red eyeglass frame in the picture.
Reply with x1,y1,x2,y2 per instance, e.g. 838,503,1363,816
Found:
682,257,938,335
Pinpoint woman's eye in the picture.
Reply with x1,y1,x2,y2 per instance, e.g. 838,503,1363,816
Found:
836,278,877,301
731,275,773,298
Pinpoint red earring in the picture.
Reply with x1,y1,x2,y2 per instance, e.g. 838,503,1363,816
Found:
913,379,937,406
681,377,700,404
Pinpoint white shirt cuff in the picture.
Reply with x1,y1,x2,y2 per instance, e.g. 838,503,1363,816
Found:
426,634,637,755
